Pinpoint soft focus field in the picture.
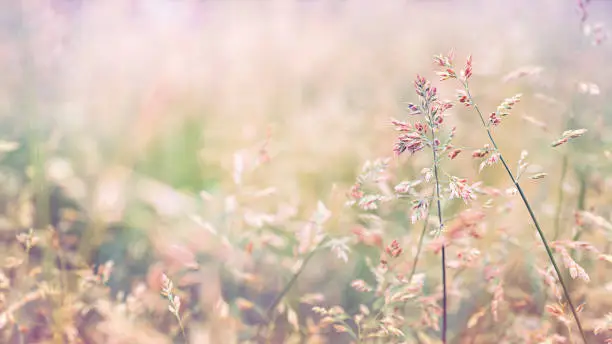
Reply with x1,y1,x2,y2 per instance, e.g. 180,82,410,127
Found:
0,1,612,343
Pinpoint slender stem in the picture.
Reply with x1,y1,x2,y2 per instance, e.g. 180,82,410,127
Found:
572,170,588,243
256,239,328,342
441,245,447,341
428,119,447,343
264,238,328,317
462,84,588,344
407,198,433,283
567,322,576,344
570,170,588,261
176,315,186,342
576,169,587,212
554,154,569,240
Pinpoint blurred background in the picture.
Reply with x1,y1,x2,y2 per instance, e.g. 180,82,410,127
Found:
0,0,612,343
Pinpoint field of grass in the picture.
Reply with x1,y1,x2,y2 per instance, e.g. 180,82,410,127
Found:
0,1,611,343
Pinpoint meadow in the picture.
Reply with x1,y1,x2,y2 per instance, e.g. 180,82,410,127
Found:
0,0,611,343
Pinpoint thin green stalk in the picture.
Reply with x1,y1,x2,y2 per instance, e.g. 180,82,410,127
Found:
555,95,577,241
256,238,329,342
428,115,447,344
576,169,587,212
407,198,433,284
554,154,569,240
570,170,588,262
572,170,588,243
462,84,588,344
176,314,186,342
264,237,329,318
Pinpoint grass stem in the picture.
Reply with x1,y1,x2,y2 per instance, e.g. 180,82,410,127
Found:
428,112,447,344
462,82,588,344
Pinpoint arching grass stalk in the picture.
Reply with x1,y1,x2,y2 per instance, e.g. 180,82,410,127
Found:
433,51,588,343
250,236,333,343
264,237,330,318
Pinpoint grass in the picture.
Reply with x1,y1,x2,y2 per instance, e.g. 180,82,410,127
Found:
0,1,611,343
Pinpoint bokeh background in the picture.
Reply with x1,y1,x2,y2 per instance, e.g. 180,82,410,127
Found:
0,0,612,343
